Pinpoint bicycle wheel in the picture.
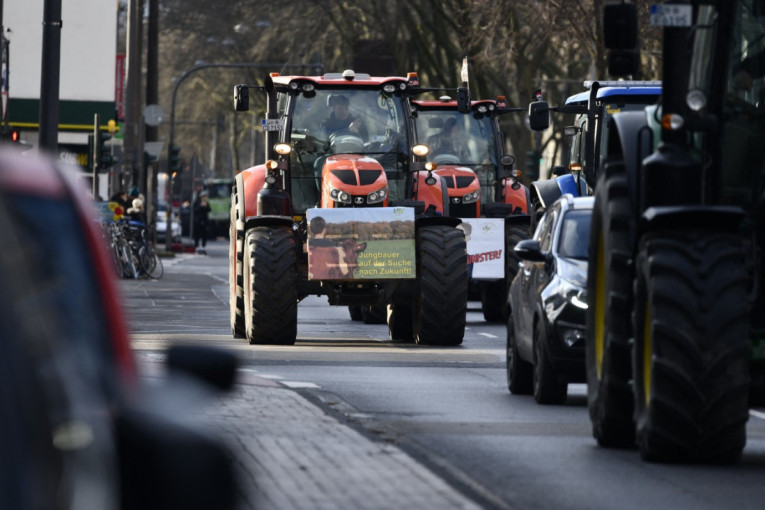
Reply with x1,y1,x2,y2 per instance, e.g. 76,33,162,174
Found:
145,249,163,279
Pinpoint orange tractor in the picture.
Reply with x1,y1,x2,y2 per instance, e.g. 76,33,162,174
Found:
410,80,531,322
229,70,468,345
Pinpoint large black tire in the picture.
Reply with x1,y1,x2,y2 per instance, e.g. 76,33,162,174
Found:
414,225,468,346
632,231,750,463
229,188,246,338
387,303,414,342
586,162,636,448
243,227,297,345
361,304,387,324
481,223,529,323
533,319,568,405
506,307,533,394
348,305,363,321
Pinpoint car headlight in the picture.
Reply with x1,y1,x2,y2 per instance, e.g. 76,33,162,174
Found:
329,186,351,204
559,277,587,309
367,187,387,204
462,190,479,204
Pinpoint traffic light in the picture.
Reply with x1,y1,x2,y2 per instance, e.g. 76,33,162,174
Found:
168,144,181,173
97,132,115,169
525,150,541,181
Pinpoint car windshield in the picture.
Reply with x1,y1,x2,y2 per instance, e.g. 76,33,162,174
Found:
557,209,592,260
413,109,500,201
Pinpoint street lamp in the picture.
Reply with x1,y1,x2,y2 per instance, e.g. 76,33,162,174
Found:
164,61,322,253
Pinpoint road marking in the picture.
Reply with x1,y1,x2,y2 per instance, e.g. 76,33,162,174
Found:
281,381,321,389
750,410,765,420
478,333,499,339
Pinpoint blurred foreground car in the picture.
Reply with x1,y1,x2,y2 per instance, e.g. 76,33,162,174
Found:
506,194,593,404
156,202,182,242
0,148,239,510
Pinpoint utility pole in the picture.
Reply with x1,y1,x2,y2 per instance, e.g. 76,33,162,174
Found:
38,0,62,154
123,0,143,192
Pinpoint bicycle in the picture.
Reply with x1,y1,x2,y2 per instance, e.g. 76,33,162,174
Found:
122,220,163,279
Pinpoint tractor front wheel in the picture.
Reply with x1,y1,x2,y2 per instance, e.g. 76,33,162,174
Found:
414,225,468,346
243,226,297,345
632,231,750,463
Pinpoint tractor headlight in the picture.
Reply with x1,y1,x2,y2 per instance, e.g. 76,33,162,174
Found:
462,190,479,204
329,186,352,204
367,187,387,204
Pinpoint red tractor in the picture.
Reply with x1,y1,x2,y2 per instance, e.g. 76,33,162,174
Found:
229,70,468,346
410,90,531,322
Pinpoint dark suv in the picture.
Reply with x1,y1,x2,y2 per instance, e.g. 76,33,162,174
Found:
506,194,593,404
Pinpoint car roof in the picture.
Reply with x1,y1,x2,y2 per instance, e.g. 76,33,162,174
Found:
555,194,594,212
565,82,662,105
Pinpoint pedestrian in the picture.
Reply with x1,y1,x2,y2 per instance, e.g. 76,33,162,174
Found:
126,198,147,225
193,192,211,254
109,189,130,212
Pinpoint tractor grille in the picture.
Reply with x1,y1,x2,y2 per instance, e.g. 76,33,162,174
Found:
336,196,384,208
358,170,383,185
443,175,476,189
332,169,357,185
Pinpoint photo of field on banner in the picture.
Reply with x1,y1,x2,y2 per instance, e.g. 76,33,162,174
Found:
306,207,416,280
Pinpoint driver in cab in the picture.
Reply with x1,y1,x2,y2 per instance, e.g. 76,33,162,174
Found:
321,95,368,141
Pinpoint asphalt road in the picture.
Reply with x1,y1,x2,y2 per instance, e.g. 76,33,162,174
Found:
121,238,765,510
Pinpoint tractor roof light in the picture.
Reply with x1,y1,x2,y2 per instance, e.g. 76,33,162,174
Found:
662,113,685,131
439,95,452,102
424,161,437,171
512,169,522,178
412,144,430,157
265,174,277,184
569,163,583,172
289,81,299,90
302,83,315,93
383,84,396,93
342,69,356,80
274,143,292,155
477,105,488,113
686,89,707,111
265,160,279,170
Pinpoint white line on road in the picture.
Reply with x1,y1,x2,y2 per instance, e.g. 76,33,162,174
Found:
281,381,321,389
478,333,499,339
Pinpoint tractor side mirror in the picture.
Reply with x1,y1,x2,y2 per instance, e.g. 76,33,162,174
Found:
234,84,250,112
528,101,550,131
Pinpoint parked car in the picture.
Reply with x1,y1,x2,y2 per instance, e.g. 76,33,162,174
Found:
156,201,182,242
0,148,239,510
506,194,593,404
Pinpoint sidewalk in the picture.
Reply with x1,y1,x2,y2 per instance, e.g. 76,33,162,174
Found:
131,240,485,510
135,354,482,510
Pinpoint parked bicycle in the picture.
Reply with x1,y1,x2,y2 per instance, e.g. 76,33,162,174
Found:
100,219,163,279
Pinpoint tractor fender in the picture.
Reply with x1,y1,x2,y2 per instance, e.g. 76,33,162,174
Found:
244,215,294,233
238,164,268,219
608,110,653,205
640,205,746,235
531,177,569,209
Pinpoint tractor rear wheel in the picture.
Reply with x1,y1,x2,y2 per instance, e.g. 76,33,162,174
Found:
586,162,636,448
481,223,529,323
633,231,750,463
362,304,387,324
387,303,414,342
243,226,297,345
229,188,246,338
414,225,468,346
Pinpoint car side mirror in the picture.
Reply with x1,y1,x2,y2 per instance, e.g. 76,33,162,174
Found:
514,239,549,262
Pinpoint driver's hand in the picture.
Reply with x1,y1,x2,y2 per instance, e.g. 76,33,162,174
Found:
349,120,362,134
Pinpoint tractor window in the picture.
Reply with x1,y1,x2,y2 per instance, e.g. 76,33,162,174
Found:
719,0,765,206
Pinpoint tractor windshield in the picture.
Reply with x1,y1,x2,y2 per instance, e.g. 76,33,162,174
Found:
285,88,410,212
413,110,500,202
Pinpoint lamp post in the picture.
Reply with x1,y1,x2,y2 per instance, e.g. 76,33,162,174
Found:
164,61,322,253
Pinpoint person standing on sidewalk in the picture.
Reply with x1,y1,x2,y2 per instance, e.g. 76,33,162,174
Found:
193,192,211,254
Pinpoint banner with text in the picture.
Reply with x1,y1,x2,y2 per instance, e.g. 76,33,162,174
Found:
306,207,416,280
461,218,505,279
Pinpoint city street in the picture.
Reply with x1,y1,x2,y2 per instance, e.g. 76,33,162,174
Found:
121,239,765,510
